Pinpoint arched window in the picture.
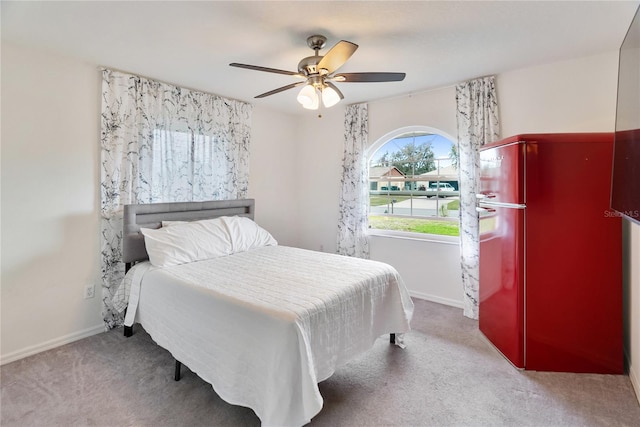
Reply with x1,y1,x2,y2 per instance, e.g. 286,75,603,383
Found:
368,126,459,237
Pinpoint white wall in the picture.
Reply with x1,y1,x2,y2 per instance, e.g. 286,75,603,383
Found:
368,87,458,140
499,51,619,135
369,235,462,306
1,42,104,363
248,106,300,247
295,107,345,253
624,220,640,402
0,42,298,363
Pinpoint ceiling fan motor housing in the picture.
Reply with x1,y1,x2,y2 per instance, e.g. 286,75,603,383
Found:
298,56,325,76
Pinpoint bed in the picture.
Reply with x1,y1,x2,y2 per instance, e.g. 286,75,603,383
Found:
114,199,414,427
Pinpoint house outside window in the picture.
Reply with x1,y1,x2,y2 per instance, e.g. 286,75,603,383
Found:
368,129,460,238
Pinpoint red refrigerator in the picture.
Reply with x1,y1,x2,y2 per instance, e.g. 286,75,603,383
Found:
477,133,623,374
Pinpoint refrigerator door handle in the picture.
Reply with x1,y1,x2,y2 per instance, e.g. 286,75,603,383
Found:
476,206,497,213
476,193,497,200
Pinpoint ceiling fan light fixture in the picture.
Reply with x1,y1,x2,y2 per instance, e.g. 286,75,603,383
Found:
304,93,320,110
297,84,317,108
298,85,320,110
321,86,341,108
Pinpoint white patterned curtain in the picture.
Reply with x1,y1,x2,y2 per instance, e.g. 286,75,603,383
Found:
455,76,500,319
336,103,370,258
100,69,252,328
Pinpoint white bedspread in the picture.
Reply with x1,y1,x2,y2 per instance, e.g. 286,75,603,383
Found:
121,245,414,427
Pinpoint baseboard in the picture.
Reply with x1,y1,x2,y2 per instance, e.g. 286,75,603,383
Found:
410,290,464,309
629,359,640,406
0,324,105,366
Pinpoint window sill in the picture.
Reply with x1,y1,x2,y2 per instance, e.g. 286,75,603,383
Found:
367,229,460,245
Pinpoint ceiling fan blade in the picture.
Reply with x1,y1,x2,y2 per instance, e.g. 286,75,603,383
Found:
324,81,344,100
255,81,306,98
333,72,406,82
229,63,302,77
317,40,358,74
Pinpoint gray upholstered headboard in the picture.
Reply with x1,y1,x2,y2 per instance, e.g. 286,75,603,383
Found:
123,199,255,265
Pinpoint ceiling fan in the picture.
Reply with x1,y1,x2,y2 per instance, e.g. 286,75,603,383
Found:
230,35,406,110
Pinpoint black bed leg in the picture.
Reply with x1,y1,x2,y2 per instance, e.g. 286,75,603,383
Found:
390,333,396,344
175,360,182,381
124,325,133,337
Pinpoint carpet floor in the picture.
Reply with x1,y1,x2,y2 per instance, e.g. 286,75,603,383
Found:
1,299,639,426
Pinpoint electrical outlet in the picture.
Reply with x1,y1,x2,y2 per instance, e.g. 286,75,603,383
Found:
84,284,95,299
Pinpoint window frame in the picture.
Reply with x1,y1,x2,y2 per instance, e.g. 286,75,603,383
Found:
367,125,460,242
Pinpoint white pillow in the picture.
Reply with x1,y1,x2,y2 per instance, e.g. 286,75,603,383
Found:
140,217,232,267
161,220,187,227
221,216,278,253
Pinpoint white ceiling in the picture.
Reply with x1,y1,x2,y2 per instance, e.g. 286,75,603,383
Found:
2,1,639,115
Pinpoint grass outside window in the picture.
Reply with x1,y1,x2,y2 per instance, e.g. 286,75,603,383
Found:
369,196,460,237
369,216,459,236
